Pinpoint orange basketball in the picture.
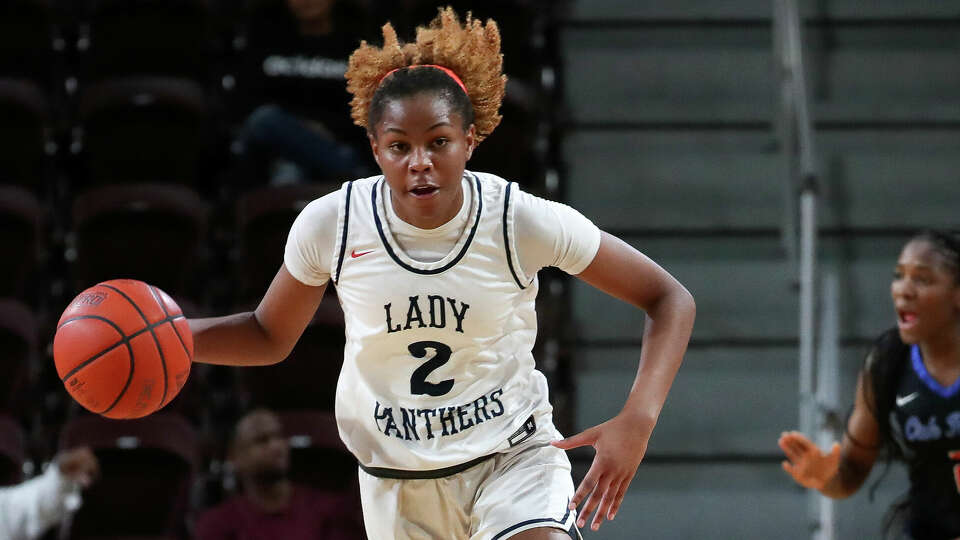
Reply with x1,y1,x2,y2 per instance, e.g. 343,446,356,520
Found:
54,279,193,419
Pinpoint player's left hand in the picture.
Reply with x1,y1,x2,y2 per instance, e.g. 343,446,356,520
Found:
551,410,654,531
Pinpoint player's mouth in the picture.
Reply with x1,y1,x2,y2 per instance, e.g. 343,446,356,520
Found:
897,309,918,331
409,184,440,199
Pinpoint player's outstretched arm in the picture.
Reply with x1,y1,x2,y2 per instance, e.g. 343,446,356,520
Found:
188,264,327,366
552,231,696,531
778,368,879,498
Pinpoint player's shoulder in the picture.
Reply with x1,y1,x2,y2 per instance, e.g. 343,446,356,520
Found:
468,170,512,193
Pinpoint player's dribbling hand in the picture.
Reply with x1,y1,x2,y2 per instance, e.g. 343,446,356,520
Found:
57,446,100,488
778,431,841,490
552,410,654,531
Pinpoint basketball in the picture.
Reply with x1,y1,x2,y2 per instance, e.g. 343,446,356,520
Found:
54,279,193,419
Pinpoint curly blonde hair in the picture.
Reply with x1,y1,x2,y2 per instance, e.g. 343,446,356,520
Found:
345,7,506,142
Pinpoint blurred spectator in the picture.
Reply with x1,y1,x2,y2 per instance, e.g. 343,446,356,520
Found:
233,0,374,186
0,447,99,540
195,408,364,540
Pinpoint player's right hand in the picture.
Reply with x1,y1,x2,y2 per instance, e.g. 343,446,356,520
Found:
778,431,841,490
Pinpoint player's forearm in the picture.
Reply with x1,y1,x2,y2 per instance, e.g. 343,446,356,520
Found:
188,312,289,366
817,456,870,499
622,286,695,422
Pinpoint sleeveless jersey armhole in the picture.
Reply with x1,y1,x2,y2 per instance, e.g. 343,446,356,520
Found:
332,181,354,285
502,182,533,289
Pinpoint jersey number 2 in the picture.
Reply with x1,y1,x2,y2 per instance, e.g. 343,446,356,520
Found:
409,341,454,397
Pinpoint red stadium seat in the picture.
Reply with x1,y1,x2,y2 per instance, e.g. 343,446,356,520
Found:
0,80,52,193
0,414,25,485
76,0,214,83
71,183,209,301
241,297,345,412
0,0,59,89
57,413,200,539
76,77,213,190
0,300,37,416
0,187,44,302
233,182,340,304
277,409,357,496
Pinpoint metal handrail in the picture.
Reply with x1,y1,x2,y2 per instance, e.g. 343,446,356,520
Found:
773,1,836,539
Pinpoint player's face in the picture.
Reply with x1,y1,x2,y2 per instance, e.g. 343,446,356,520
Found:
231,412,290,482
891,239,960,344
286,0,334,22
369,91,476,229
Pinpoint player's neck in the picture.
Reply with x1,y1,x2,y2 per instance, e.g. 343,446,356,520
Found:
919,328,960,382
298,17,332,37
244,478,293,512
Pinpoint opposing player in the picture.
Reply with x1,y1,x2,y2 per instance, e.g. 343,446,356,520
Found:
190,8,695,538
779,230,960,539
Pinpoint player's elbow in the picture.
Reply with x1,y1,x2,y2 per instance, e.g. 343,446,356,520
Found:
249,312,295,366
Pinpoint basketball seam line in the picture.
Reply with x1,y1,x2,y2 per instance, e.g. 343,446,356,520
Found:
59,315,135,382
59,314,184,414
152,285,192,378
100,283,170,414
145,286,171,407
57,314,136,415
59,314,184,382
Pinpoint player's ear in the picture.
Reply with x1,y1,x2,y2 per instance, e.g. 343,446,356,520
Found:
368,132,381,167
464,124,476,162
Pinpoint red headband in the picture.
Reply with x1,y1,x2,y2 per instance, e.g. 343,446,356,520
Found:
379,64,469,96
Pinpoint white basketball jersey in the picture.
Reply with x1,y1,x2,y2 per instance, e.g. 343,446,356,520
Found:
329,172,552,472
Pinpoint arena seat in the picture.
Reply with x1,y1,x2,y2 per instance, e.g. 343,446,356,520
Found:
0,187,44,302
57,413,200,539
0,80,52,193
0,299,37,416
0,0,58,89
0,414,25,486
233,182,339,304
71,183,209,301
276,409,356,495
76,0,213,83
75,77,212,190
241,297,345,413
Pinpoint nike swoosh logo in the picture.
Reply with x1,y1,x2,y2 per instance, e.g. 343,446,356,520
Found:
351,249,374,258
896,392,919,407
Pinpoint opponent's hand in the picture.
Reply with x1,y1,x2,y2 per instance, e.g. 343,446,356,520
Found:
57,446,100,488
778,431,840,490
551,411,653,531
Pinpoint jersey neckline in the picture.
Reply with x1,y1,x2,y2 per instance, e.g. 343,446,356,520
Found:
371,173,483,275
910,344,960,399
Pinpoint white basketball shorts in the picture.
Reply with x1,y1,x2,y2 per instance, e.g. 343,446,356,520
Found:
358,419,581,540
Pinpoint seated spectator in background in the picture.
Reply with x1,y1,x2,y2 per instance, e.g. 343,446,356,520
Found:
233,0,374,185
0,446,99,540
195,408,364,540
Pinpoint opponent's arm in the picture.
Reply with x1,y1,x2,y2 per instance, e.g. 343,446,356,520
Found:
779,368,880,498
189,265,327,366
553,231,695,530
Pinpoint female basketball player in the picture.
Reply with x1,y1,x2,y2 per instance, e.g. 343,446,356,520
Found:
779,231,960,539
190,8,696,538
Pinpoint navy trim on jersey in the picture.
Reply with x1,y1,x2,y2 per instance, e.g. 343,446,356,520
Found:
502,182,526,289
911,344,960,398
491,501,576,540
359,452,494,479
333,180,354,284
371,173,483,275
